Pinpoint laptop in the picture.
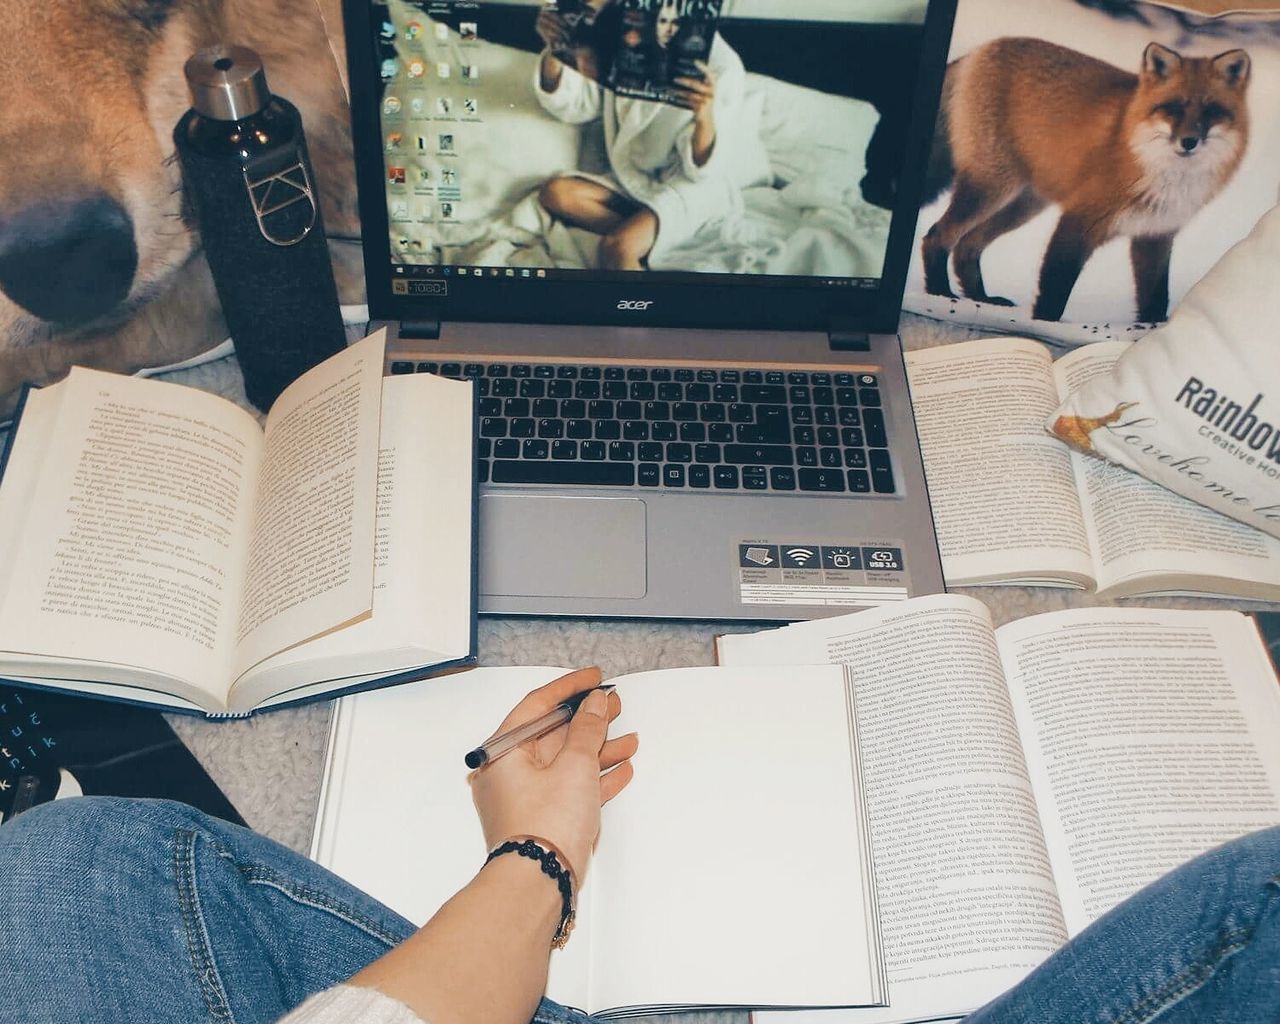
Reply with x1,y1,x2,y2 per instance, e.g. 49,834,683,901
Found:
343,0,954,620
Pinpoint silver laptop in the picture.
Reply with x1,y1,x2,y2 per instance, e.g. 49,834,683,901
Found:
343,0,954,620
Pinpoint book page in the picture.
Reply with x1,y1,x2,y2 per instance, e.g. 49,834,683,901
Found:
718,596,1067,1024
1054,347,1280,600
997,607,1280,936
228,372,475,711
590,665,883,1013
905,339,1094,588
0,368,262,706
313,665,883,1017
311,667,595,1013
232,332,385,676
0,386,66,599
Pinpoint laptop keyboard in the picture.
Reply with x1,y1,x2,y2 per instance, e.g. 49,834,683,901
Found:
1,689,59,824
390,361,895,494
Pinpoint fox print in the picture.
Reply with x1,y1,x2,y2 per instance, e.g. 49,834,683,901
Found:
921,37,1251,323
0,0,356,417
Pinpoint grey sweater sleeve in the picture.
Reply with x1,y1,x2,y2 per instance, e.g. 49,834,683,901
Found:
277,984,426,1024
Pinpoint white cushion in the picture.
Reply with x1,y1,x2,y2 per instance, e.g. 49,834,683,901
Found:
1048,204,1280,538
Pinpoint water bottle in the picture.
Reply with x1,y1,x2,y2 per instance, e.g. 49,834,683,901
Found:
174,45,346,413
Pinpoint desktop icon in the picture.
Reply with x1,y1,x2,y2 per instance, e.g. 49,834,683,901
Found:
460,22,478,41
406,59,426,79
383,96,401,116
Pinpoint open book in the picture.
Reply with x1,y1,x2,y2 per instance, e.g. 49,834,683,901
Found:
717,594,1280,1024
0,331,476,717
906,337,1280,600
313,665,887,1016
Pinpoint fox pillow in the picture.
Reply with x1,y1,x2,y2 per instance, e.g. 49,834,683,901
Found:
904,0,1280,345
1048,202,1280,539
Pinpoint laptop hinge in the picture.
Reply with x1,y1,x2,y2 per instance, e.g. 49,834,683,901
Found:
400,318,442,341
827,327,871,352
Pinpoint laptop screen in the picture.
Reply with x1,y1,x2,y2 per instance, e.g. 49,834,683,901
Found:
348,0,955,332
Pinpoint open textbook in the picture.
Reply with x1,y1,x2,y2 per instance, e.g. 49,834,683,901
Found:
717,595,1280,1024
906,337,1280,600
0,331,476,717
313,665,886,1016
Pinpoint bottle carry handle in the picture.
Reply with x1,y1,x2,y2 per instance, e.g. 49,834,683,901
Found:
242,159,317,247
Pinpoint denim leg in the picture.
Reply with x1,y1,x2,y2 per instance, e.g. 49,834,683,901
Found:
964,826,1280,1024
0,797,592,1024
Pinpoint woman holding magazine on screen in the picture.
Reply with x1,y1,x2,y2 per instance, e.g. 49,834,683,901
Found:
0,666,1277,1023
531,0,758,272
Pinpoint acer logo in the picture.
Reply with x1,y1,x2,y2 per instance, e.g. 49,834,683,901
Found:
617,300,654,311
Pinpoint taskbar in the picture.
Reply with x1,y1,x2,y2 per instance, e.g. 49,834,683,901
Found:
390,262,878,290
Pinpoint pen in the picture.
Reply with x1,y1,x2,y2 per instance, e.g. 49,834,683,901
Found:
465,685,615,769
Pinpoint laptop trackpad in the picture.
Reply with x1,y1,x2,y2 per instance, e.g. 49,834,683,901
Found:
480,495,647,599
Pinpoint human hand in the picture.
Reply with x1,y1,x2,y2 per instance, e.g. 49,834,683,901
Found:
469,667,638,885
672,61,716,123
536,7,570,51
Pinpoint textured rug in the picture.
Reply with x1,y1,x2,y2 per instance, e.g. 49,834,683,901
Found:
145,311,1280,857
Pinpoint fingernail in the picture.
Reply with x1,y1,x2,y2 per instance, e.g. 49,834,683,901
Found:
585,688,607,711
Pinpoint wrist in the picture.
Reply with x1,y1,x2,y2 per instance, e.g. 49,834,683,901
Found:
540,52,564,91
480,851,563,936
484,836,578,948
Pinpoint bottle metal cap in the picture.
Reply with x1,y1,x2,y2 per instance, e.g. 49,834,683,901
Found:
184,45,271,122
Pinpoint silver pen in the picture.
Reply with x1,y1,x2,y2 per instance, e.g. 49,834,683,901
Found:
465,685,615,769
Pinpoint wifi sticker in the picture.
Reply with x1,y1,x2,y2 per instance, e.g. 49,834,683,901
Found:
781,546,820,570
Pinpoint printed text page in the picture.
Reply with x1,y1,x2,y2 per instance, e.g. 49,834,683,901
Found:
906,338,1093,588
998,607,1280,935
0,368,263,703
232,331,385,675
718,595,1068,1024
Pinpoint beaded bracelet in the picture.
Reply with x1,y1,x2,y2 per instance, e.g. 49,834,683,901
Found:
485,836,577,949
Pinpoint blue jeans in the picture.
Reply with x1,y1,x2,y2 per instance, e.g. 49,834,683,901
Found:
1,798,1277,1024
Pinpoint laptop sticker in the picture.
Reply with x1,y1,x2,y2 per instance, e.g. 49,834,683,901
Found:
736,541,909,607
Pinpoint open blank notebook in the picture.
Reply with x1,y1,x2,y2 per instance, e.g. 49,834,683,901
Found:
312,664,886,1017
